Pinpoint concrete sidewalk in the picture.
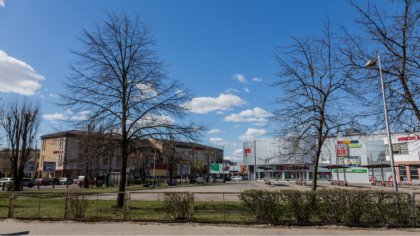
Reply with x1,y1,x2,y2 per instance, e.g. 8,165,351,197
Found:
1,220,420,235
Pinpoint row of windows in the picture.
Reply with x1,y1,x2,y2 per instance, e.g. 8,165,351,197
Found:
399,165,419,181
385,142,409,155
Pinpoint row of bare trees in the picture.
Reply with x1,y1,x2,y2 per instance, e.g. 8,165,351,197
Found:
272,0,419,190
0,100,40,191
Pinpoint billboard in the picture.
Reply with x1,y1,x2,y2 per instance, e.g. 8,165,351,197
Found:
43,162,56,172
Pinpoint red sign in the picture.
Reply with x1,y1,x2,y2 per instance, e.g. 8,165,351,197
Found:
243,148,251,156
336,144,349,157
397,136,420,142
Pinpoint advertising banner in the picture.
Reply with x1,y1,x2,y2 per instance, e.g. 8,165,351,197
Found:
43,162,56,172
210,163,220,173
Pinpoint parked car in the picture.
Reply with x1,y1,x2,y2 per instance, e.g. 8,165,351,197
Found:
74,176,96,186
33,178,51,185
231,176,243,181
22,178,34,188
73,176,85,185
59,177,73,185
0,177,13,187
196,177,205,183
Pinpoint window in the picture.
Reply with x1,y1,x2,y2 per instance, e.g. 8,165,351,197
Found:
399,165,407,181
385,143,408,155
103,156,109,165
59,138,64,149
410,166,419,180
42,140,46,151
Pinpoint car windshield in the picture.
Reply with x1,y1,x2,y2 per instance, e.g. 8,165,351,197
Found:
0,178,11,181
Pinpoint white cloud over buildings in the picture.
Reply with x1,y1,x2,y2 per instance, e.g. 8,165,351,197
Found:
224,107,272,123
184,93,246,114
209,137,229,146
239,128,267,141
0,50,44,95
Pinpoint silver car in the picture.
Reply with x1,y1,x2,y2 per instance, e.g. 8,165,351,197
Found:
0,177,13,187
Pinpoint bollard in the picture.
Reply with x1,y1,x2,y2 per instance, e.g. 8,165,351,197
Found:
2,183,4,191
37,182,40,190
188,192,194,222
8,191,14,218
53,181,55,189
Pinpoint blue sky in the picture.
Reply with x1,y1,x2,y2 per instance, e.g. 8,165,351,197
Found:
0,0,393,161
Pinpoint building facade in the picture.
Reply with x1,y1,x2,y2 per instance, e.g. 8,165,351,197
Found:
242,138,314,181
39,130,223,180
320,132,420,184
243,133,420,184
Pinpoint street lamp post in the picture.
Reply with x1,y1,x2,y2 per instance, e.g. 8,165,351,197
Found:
365,54,398,192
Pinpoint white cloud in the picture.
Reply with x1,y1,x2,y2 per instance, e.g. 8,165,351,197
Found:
184,93,246,114
43,110,91,121
209,137,229,146
239,128,267,141
0,0,5,8
70,111,90,121
225,88,240,94
43,113,66,121
224,107,272,123
0,50,44,95
224,149,245,162
252,77,263,82
233,73,247,83
207,129,222,134
244,88,250,93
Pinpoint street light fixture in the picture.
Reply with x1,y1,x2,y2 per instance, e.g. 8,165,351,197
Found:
365,54,398,192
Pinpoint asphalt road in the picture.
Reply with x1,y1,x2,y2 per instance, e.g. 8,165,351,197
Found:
1,220,420,235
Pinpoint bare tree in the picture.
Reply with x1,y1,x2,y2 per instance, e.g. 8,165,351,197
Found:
62,13,199,207
272,23,357,190
162,135,178,185
1,99,40,191
343,0,419,130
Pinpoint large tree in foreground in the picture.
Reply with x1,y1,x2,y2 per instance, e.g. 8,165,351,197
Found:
63,13,198,207
272,23,358,191
1,100,40,191
343,0,419,130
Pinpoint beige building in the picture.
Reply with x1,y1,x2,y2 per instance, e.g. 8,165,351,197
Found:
0,149,40,178
39,130,223,180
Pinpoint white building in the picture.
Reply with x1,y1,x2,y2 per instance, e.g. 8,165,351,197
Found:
321,132,420,184
242,138,315,181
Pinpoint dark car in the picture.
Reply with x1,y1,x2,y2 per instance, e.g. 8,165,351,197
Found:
22,178,34,188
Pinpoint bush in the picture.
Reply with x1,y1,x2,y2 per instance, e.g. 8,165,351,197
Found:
239,189,412,226
279,190,317,223
240,190,283,224
163,192,190,220
69,193,88,219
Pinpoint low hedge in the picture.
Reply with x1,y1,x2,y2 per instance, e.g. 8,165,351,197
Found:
240,189,412,226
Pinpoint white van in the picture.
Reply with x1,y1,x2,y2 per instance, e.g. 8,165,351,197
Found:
231,176,242,181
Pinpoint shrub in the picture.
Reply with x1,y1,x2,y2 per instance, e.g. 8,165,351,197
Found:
240,190,283,224
239,189,412,226
163,192,190,220
280,190,317,223
69,193,88,219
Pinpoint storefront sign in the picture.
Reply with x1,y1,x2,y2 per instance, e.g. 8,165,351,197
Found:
336,144,349,157
345,156,361,167
332,168,367,173
243,148,251,156
210,163,220,173
337,140,359,145
397,135,420,142
348,143,362,148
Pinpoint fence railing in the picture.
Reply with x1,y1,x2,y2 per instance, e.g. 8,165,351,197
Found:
1,190,420,227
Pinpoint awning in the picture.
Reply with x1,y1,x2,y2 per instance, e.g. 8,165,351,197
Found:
323,165,350,169
359,163,391,168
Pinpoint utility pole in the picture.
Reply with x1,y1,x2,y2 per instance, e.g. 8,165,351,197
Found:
254,140,257,182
